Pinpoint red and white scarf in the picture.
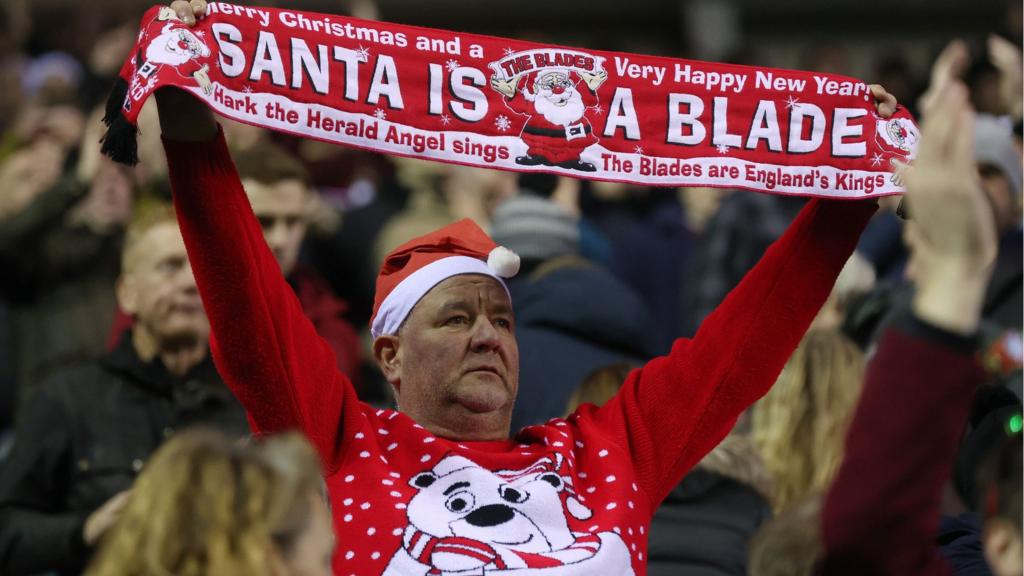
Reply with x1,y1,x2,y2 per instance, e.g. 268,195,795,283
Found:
103,3,918,199
405,528,602,573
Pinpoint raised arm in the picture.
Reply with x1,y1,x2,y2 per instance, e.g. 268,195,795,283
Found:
156,83,359,472
584,83,899,506
586,195,875,506
821,45,996,574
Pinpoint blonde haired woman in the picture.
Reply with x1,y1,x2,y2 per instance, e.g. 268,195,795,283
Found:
86,429,333,576
751,329,865,512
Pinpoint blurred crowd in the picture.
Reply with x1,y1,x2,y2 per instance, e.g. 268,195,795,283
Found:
0,0,1021,575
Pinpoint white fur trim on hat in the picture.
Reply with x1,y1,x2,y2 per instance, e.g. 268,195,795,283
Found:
371,256,513,338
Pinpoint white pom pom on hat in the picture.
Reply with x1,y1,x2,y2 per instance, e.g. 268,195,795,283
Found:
487,246,521,278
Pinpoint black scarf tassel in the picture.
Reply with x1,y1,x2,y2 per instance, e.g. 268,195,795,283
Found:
99,77,140,166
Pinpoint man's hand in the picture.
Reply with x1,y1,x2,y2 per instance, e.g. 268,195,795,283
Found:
0,139,66,220
988,34,1023,121
490,74,520,99
917,40,969,118
83,490,132,547
68,158,135,234
169,0,208,26
154,1,218,141
903,44,997,335
868,84,898,118
579,69,608,92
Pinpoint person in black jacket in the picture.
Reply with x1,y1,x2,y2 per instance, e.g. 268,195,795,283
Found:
647,434,774,576
0,201,250,576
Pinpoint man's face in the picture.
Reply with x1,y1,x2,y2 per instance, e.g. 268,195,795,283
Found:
376,275,520,441
245,178,309,277
118,222,208,345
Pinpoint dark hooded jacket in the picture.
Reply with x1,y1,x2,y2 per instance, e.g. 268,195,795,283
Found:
647,435,774,576
509,256,659,432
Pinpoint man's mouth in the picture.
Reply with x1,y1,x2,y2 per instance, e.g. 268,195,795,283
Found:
467,367,501,378
172,302,204,315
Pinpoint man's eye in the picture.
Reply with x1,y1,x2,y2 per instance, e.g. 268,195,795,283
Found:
494,318,512,329
445,316,469,326
157,259,180,274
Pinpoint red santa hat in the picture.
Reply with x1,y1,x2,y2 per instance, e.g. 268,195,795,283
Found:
370,219,521,338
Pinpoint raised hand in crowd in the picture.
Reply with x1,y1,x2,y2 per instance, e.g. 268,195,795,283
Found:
987,34,1023,121
68,108,134,235
904,61,997,333
817,41,1019,576
0,138,65,220
82,490,132,547
917,40,970,124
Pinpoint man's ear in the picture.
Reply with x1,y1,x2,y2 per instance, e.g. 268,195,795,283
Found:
373,334,402,389
115,275,138,316
983,518,1022,575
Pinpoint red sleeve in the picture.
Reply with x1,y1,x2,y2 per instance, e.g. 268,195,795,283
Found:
819,321,984,575
584,198,877,507
163,128,360,474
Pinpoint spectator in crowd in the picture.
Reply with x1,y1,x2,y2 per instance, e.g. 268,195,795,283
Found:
563,362,636,417
812,255,876,332
583,182,694,350
680,191,805,336
747,495,822,576
847,36,1023,346
970,114,1021,331
232,140,364,391
820,43,1022,575
86,429,333,576
564,363,774,576
751,329,865,511
152,7,895,574
940,385,1022,576
0,201,249,576
0,104,132,416
372,158,459,272
646,434,773,576
373,159,516,268
491,173,659,431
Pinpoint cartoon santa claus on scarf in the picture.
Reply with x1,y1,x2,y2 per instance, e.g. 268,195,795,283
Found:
491,67,607,172
134,6,213,95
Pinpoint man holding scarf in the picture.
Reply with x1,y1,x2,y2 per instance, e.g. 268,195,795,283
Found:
153,2,898,573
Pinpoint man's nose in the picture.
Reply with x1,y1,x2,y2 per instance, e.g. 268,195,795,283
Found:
470,317,501,352
551,85,565,95
180,263,199,293
266,221,288,251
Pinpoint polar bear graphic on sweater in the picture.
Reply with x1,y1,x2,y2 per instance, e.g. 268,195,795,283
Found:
382,454,634,575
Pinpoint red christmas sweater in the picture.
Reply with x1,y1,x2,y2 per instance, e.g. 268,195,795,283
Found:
164,128,875,576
